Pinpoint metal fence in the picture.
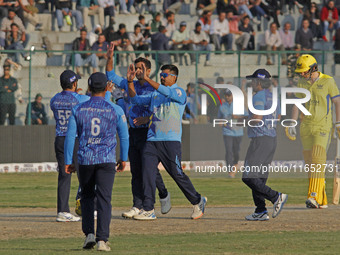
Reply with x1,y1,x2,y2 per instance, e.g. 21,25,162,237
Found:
1,49,340,125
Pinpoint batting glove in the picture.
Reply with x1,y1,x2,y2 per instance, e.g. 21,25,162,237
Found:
335,122,340,138
285,126,297,141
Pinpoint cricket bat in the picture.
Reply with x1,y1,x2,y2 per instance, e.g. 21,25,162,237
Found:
333,135,340,204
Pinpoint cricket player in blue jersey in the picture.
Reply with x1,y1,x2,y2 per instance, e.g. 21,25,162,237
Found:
105,42,171,218
64,72,129,251
242,69,288,221
127,63,207,220
51,70,113,222
217,89,248,178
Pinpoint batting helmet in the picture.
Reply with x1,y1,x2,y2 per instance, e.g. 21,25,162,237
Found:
295,54,317,73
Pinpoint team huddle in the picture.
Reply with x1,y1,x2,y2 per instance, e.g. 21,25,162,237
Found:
49,41,340,251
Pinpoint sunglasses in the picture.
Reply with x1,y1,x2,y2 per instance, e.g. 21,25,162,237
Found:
160,72,177,78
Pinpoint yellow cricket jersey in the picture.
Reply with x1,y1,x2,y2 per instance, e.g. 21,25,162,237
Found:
296,72,340,128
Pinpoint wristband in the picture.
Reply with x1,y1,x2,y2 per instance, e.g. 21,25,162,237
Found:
127,80,133,83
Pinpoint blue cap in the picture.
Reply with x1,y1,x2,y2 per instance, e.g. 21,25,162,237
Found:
246,69,271,79
60,70,81,86
88,72,107,89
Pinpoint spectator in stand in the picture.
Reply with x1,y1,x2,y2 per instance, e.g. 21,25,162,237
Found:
76,0,104,29
264,22,286,65
150,25,170,78
103,19,115,42
320,0,340,41
227,11,246,51
129,24,149,57
295,19,313,50
55,0,83,31
210,12,233,52
72,28,98,76
92,33,109,70
198,10,212,36
334,27,340,63
0,1,9,24
191,22,213,66
162,11,176,38
279,22,295,51
149,12,162,34
196,0,216,16
171,21,194,65
87,24,102,46
163,0,182,14
303,2,322,40
137,15,151,39
18,0,43,30
3,0,24,24
134,0,152,14
0,64,18,125
5,23,30,63
249,0,269,29
97,0,115,25
25,93,47,125
238,15,255,50
113,23,136,62
217,0,238,15
235,0,261,25
0,9,29,49
118,0,133,14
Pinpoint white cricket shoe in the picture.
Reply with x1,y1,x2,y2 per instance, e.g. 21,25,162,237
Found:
191,196,207,220
160,192,171,214
83,233,96,249
133,209,157,221
272,193,288,218
122,207,140,219
97,241,111,251
245,212,269,221
306,198,319,208
56,212,80,222
319,204,328,209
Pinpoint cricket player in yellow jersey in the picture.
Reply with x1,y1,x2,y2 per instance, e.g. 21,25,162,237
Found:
286,54,340,208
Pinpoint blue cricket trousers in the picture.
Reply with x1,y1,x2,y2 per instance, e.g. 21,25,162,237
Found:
78,163,115,242
55,136,79,213
142,141,201,211
129,128,168,209
242,136,279,213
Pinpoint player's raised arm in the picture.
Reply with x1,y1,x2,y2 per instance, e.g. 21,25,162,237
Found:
105,41,128,90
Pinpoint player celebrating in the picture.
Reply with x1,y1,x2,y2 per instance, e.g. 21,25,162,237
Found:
106,42,171,218
50,70,112,222
64,72,129,251
128,63,207,220
286,54,340,208
242,69,288,221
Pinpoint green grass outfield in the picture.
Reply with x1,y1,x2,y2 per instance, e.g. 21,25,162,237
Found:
0,172,339,254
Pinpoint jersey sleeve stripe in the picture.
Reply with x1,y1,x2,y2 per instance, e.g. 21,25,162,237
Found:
331,94,340,99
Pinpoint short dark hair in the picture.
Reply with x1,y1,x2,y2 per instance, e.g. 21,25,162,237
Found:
161,64,179,76
80,27,87,33
10,23,18,28
119,23,126,30
138,15,145,20
134,24,141,30
202,10,210,16
195,22,201,28
158,25,166,32
243,15,250,20
135,57,151,69
61,81,74,90
89,86,106,94
3,64,10,70
166,11,174,19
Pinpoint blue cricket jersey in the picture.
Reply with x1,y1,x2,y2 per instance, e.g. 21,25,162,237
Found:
247,89,280,138
50,91,112,136
64,96,129,165
130,83,186,142
217,101,246,137
106,69,154,128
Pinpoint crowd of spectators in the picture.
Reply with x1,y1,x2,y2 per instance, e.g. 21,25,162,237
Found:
1,1,340,68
